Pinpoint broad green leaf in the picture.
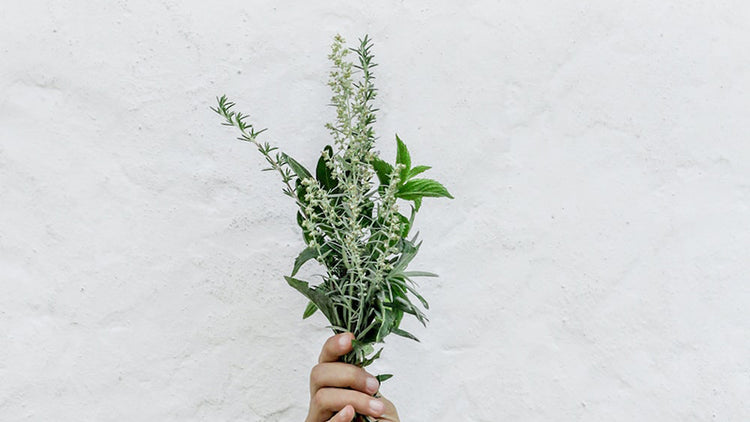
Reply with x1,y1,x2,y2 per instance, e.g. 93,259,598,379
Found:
302,301,318,319
396,178,454,200
295,178,308,205
392,327,420,342
292,246,318,276
297,211,311,243
282,153,312,179
316,145,335,190
413,197,422,212
395,135,411,181
371,157,393,186
284,276,333,322
407,165,431,179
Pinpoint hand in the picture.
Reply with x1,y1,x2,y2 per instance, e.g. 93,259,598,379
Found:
305,332,400,422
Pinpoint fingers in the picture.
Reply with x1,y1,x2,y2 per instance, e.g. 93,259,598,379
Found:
312,388,386,420
327,404,354,422
319,332,353,363
310,362,380,397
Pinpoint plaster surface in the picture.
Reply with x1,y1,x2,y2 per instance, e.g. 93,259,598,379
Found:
1,1,749,420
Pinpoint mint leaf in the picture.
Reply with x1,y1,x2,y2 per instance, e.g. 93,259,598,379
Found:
407,165,431,179
396,178,454,200
371,157,394,186
395,135,411,182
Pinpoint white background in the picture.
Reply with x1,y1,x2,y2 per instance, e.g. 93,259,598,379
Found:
1,1,749,421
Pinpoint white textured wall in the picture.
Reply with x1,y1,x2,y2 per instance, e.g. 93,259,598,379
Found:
1,1,749,421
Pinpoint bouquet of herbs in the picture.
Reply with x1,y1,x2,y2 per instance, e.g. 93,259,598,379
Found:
212,34,452,392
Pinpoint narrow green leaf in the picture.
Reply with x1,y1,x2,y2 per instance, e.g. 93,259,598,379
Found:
403,281,430,310
376,309,395,342
360,347,383,367
376,374,393,383
402,271,438,278
302,301,318,319
396,178,454,200
392,328,420,342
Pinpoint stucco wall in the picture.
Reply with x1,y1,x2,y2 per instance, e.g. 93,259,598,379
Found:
1,1,749,420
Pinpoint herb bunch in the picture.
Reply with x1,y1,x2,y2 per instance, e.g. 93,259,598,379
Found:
212,35,452,379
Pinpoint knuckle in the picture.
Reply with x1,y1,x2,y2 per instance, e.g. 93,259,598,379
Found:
311,389,326,409
309,364,323,384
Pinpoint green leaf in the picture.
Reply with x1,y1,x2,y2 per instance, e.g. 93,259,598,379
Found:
284,276,333,322
376,373,393,383
360,347,383,367
302,301,318,319
371,157,393,186
292,247,318,276
403,281,430,310
282,153,312,179
376,309,395,342
389,238,420,275
392,327,420,342
403,271,438,278
396,178,454,200
407,165,431,179
387,296,428,326
413,197,422,212
395,213,411,237
316,145,335,190
297,211,312,243
395,135,411,182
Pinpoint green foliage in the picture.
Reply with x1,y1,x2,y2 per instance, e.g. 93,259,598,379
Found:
212,35,453,380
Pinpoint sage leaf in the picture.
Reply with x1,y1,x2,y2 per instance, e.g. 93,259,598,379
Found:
316,145,335,189
283,153,312,179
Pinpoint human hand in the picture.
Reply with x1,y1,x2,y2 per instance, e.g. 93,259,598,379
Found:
305,332,400,422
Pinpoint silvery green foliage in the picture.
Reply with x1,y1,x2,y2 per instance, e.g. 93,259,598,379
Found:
212,35,452,373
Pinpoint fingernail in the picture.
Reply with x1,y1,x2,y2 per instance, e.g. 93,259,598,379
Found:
369,399,384,416
366,377,379,394
338,334,350,348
